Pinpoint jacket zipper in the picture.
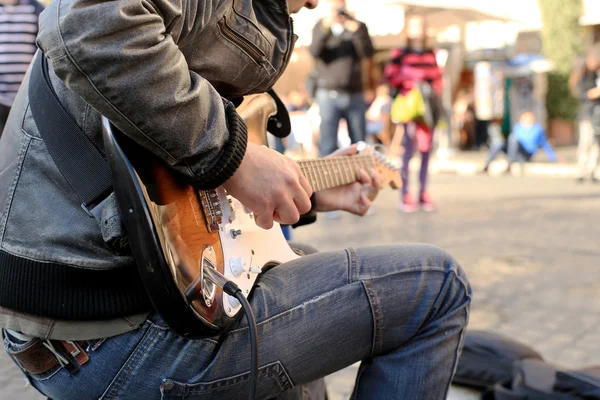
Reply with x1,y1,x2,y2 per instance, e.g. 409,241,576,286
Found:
219,17,276,76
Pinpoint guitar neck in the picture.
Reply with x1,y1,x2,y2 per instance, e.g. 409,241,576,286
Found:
297,155,375,192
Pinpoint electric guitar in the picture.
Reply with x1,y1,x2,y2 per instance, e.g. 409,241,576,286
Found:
103,93,401,338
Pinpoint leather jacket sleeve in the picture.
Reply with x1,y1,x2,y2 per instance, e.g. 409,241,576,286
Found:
36,0,247,190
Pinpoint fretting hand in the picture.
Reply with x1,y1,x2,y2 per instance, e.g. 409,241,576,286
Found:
314,144,380,216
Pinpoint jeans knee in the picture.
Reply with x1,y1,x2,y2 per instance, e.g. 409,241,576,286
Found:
413,244,472,309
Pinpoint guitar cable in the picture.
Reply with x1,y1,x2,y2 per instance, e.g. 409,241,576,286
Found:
203,267,259,400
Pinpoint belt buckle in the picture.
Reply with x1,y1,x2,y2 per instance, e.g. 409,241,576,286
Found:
61,340,90,367
81,195,110,219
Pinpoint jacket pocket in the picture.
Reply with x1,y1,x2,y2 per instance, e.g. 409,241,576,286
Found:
160,361,293,399
218,15,276,77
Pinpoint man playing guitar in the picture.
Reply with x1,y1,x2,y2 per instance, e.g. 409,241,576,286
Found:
0,0,471,398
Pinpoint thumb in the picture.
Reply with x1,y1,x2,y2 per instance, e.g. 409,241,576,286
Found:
332,144,359,158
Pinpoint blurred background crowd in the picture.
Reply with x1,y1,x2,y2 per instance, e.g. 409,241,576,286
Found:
264,0,600,208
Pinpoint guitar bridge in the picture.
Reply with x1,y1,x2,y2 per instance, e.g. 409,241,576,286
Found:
199,190,223,233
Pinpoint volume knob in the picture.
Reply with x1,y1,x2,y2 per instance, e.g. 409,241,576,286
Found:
230,257,247,277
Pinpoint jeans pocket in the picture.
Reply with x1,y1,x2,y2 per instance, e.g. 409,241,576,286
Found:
160,361,293,400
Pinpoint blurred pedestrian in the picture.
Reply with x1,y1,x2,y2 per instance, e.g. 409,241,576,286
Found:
384,14,443,212
454,88,476,150
0,0,43,136
570,43,600,183
366,84,393,146
309,0,375,156
481,111,557,175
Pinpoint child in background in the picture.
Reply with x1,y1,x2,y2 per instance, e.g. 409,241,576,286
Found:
481,111,557,175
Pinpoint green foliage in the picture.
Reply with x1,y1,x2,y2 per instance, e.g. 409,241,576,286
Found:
546,72,579,121
538,0,583,120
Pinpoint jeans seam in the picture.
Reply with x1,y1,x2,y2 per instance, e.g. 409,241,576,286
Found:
180,361,292,395
345,248,356,283
360,280,382,358
441,303,470,399
100,323,154,400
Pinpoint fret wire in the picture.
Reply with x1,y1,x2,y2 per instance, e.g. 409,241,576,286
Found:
325,158,334,190
301,161,316,192
299,162,309,190
298,162,309,189
331,158,340,188
350,156,360,181
323,158,337,188
331,157,345,186
341,158,352,185
321,159,329,190
315,159,325,191
338,158,349,185
341,157,352,183
341,157,353,185
311,159,321,191
312,160,321,192
306,160,318,192
338,158,348,186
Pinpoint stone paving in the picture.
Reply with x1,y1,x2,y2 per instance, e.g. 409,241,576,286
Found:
2,172,600,399
299,173,600,400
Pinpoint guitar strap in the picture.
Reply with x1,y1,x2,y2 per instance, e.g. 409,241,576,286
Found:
27,51,291,218
28,51,112,218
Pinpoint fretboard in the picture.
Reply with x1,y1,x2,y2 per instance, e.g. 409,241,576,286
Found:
297,155,375,192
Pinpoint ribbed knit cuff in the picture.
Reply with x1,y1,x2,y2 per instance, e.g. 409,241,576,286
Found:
190,99,248,190
292,193,318,228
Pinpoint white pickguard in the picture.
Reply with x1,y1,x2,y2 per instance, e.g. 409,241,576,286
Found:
216,188,299,317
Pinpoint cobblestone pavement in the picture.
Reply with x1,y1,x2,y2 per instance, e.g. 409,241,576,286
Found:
302,174,600,400
2,173,599,399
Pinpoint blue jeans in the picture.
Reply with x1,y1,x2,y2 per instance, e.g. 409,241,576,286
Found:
401,123,432,197
317,89,367,156
4,245,471,399
485,135,532,168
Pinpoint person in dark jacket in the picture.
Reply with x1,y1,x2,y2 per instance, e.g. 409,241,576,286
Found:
570,43,600,183
309,0,375,156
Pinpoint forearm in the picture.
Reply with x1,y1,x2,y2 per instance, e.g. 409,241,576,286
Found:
37,0,246,189
543,143,558,162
